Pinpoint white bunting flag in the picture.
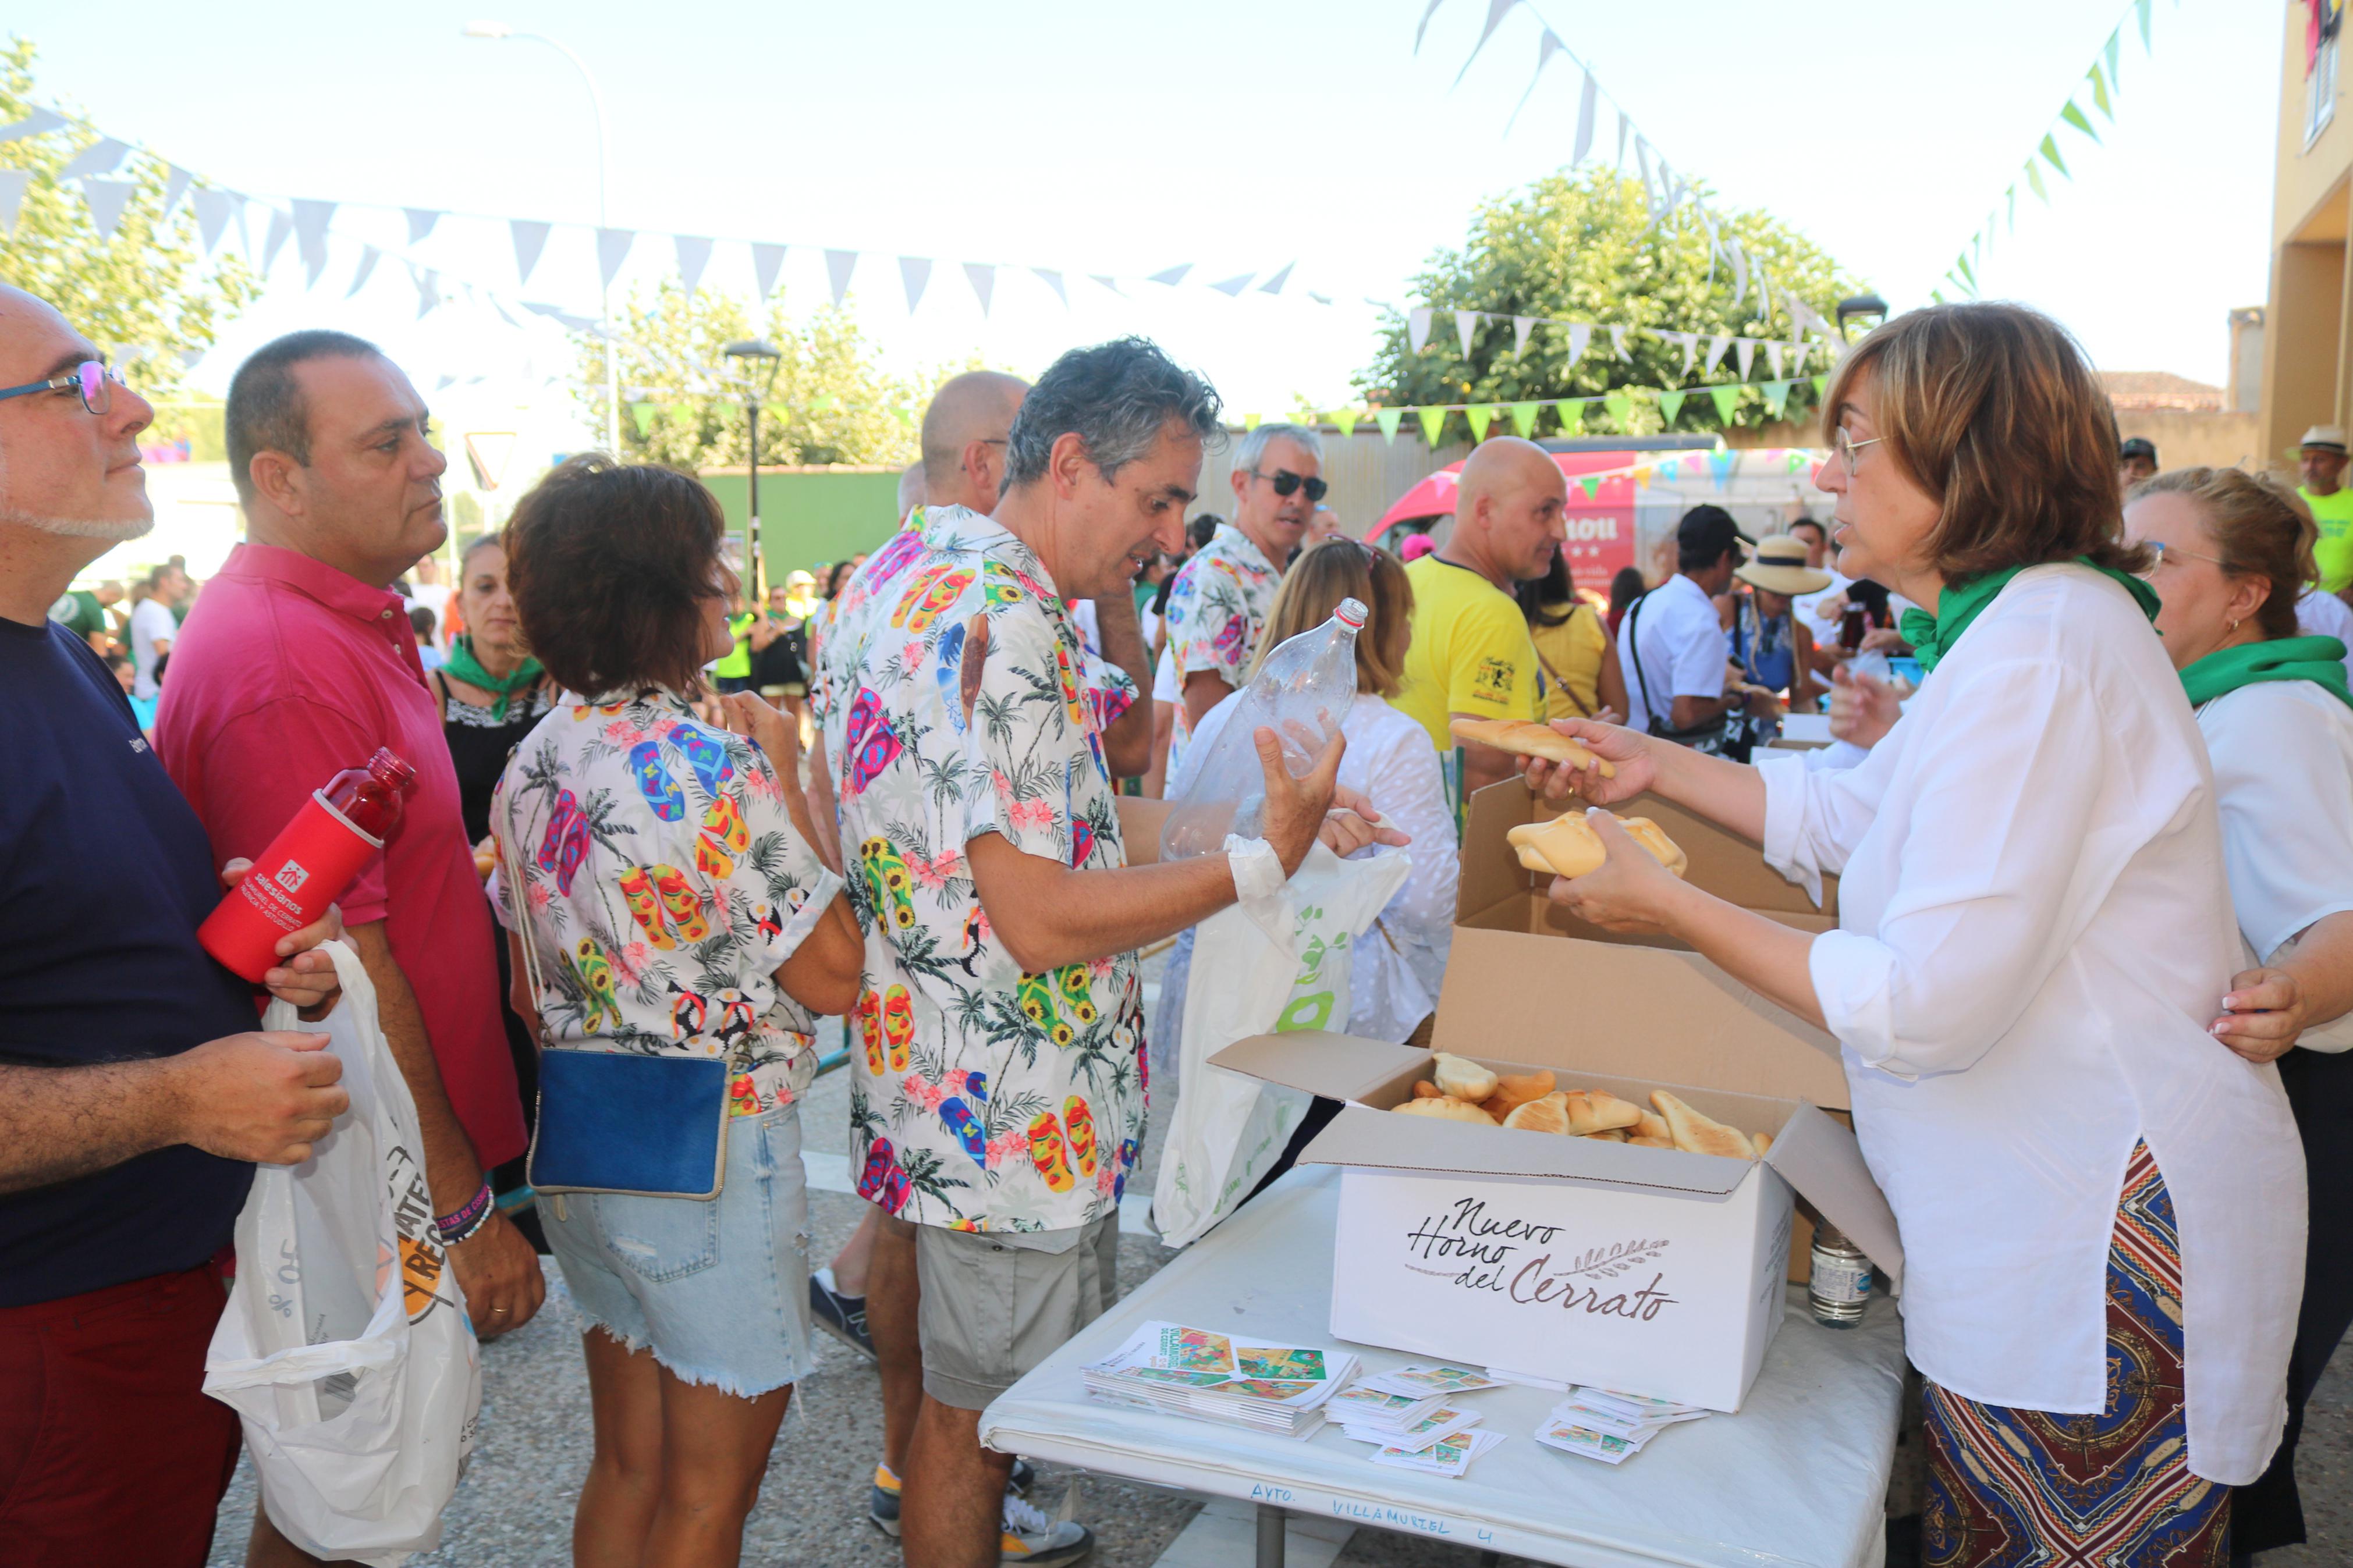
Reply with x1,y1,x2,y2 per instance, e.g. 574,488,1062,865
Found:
1789,342,1811,376
60,137,128,180
964,261,995,316
410,263,439,319
158,166,191,220
0,168,27,233
1734,339,1756,380
180,347,205,371
292,198,335,287
1608,323,1631,360
490,297,523,329
1089,273,1124,296
0,108,63,143
1412,0,1447,54
511,219,552,285
1506,30,1564,135
900,256,932,311
262,206,294,272
1573,70,1598,163
1308,290,1332,304
188,188,233,255
1032,267,1068,304
1407,308,1433,353
814,248,851,305
1563,322,1592,369
346,244,381,298
1512,315,1535,357
405,208,441,245
1634,137,1655,212
1209,272,1253,296
1705,335,1733,376
1616,112,1629,169
1257,261,1294,294
1451,0,1521,90
1454,308,1479,357
1671,331,1698,378
597,228,635,288
1764,341,1786,380
674,234,712,296
1148,263,1193,286
751,242,786,301
1728,243,1749,311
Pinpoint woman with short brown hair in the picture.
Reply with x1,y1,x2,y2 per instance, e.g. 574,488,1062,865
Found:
1522,304,2299,1565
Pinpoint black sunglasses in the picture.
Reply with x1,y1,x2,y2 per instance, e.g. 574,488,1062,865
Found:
1251,467,1328,504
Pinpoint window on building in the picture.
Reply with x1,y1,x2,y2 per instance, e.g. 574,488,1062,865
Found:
2311,8,2342,147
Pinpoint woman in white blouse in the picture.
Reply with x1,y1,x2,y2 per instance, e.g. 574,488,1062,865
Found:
2121,467,2353,1557
1521,304,2300,1567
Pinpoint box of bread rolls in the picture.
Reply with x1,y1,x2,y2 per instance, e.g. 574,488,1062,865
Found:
1206,790,1899,1413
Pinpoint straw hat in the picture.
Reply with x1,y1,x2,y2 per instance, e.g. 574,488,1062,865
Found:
2300,425,2349,453
1734,535,1833,596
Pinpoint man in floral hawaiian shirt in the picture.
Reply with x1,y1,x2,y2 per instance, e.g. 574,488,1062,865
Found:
820,339,1347,1568
1159,421,1325,780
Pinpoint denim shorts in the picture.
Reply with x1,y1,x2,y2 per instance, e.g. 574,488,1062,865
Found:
542,1104,815,1398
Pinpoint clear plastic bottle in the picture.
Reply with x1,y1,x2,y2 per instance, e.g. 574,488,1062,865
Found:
1160,599,1367,861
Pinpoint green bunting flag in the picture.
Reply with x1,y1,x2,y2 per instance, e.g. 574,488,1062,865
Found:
1656,389,1687,425
2104,28,2122,92
1602,389,1633,430
1708,385,1741,425
1578,474,1602,500
1812,375,1829,400
1509,400,1539,438
2088,63,2114,122
1375,406,1404,442
1465,404,1494,442
1330,408,1360,438
1762,381,1791,419
630,401,657,438
2039,133,2069,180
2028,159,2050,203
1557,399,1587,431
1417,406,1447,447
2135,0,2150,51
2060,99,2099,146
1243,412,1262,432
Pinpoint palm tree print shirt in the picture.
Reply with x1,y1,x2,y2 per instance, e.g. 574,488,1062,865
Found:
819,504,1146,1233
490,689,844,1117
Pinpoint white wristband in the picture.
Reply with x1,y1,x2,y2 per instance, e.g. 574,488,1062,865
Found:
1223,833,1285,905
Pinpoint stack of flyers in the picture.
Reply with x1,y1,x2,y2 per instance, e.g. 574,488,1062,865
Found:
1328,1383,1449,1434
1368,1428,1507,1477
1353,1363,1506,1401
1080,1322,1357,1438
1339,1403,1482,1452
1534,1386,1712,1466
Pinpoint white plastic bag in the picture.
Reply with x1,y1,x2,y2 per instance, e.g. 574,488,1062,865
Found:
1153,844,1410,1248
204,940,481,1566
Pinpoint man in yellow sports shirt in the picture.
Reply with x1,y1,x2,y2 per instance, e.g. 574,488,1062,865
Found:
2299,426,2353,596
1392,437,1566,797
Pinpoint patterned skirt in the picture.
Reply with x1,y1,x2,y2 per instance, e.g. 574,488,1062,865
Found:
1921,1141,2229,1567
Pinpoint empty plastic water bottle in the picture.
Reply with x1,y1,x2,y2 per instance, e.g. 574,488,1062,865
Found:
1160,598,1366,861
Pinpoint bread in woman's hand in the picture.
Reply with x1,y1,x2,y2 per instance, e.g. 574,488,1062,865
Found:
1392,1094,1499,1125
1431,1052,1500,1103
1651,1090,1758,1160
1447,717,1616,777
1506,812,1689,881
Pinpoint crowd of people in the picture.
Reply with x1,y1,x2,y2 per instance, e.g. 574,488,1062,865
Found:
3,272,2351,1568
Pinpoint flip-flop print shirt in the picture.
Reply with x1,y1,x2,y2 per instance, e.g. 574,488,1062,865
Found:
817,504,1146,1233
489,688,843,1117
1160,522,1280,780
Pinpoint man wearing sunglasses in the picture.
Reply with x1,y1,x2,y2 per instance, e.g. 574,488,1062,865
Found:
1160,421,1325,776
0,285,353,1567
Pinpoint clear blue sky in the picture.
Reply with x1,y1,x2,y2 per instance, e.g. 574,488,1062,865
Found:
17,0,2277,425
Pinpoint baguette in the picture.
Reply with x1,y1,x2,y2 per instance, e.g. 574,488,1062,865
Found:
1506,812,1689,881
1447,717,1616,777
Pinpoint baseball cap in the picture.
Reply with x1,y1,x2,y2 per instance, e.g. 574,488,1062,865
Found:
1676,504,1752,565
2118,437,2157,463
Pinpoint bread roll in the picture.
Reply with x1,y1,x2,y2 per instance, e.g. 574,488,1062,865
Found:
1651,1090,1758,1160
1479,1069,1557,1121
1753,1130,1773,1156
1411,1080,1443,1099
1447,717,1616,777
1584,1128,1627,1142
1503,1093,1571,1135
1506,812,1688,880
1392,1095,1497,1125
1632,1110,1671,1143
1563,1090,1642,1137
1431,1053,1499,1103
1628,1135,1674,1149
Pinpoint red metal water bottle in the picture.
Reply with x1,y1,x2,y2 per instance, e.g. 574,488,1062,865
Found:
198,748,416,982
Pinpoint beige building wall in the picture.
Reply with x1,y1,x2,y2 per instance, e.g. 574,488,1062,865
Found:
2261,4,2353,466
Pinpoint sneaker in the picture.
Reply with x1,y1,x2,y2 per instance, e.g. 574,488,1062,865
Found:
867,1459,1040,1538
1000,1492,1093,1566
808,1267,875,1362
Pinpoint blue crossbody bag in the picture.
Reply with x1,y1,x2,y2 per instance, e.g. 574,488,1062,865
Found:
502,823,736,1199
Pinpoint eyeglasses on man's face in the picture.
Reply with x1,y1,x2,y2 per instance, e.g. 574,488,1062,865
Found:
0,360,129,417
1251,468,1328,504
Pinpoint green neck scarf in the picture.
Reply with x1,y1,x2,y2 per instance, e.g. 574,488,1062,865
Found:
2180,635,2353,713
442,634,544,720
1897,559,2160,674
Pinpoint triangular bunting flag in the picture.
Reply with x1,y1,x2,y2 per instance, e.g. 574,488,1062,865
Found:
1813,375,1829,399
1242,412,1262,432
2039,134,2069,180
2135,0,2151,51
1671,331,1698,378
79,177,136,240
964,261,995,315
1413,0,1447,55
1729,243,1748,309
189,188,233,254
409,263,439,319
292,198,335,287
1557,398,1586,431
346,244,381,298
1609,323,1631,361
1148,263,1192,286
1407,308,1433,353
405,207,441,244
753,242,786,300
1509,400,1539,437
2060,99,2099,145
1465,404,1494,442
1734,339,1755,380
1512,315,1535,357
1330,408,1360,437
1563,322,1592,368
0,108,63,143
1417,406,1447,446
262,206,293,272
1092,274,1126,295
597,227,634,288
1708,385,1741,424
2088,64,2114,122
1764,341,1785,380
1762,381,1791,419
1209,272,1253,296
1505,29,1564,135
1450,0,1522,90
674,235,713,296
1375,406,1404,442
159,166,191,220
1600,389,1631,429
2027,159,2050,203
0,169,26,233
1577,474,1600,500
1257,262,1294,294
1454,308,1479,357
631,401,658,439
2006,183,2017,231
1658,388,1687,425
900,256,932,312
2104,29,2123,92
825,248,857,305
1573,70,1598,163
1033,267,1067,304
60,137,128,180
511,219,552,285
1704,335,1733,376
1634,136,1655,211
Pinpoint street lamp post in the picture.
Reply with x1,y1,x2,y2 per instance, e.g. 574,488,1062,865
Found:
1835,293,1890,344
725,339,783,602
463,21,620,458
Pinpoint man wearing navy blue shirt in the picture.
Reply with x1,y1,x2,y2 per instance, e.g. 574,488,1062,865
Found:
0,285,351,1567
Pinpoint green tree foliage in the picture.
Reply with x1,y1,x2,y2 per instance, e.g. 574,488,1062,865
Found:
1358,168,1866,438
572,279,967,471
0,38,260,404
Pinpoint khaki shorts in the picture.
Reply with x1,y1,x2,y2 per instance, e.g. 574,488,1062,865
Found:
915,1215,1119,1409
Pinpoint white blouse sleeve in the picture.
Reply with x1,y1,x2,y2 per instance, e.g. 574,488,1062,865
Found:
1758,744,1893,907
1805,658,2167,1080
2204,688,2353,962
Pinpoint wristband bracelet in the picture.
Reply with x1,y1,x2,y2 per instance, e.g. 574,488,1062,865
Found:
435,1182,495,1246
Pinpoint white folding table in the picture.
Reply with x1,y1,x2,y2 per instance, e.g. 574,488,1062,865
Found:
979,1165,1908,1568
